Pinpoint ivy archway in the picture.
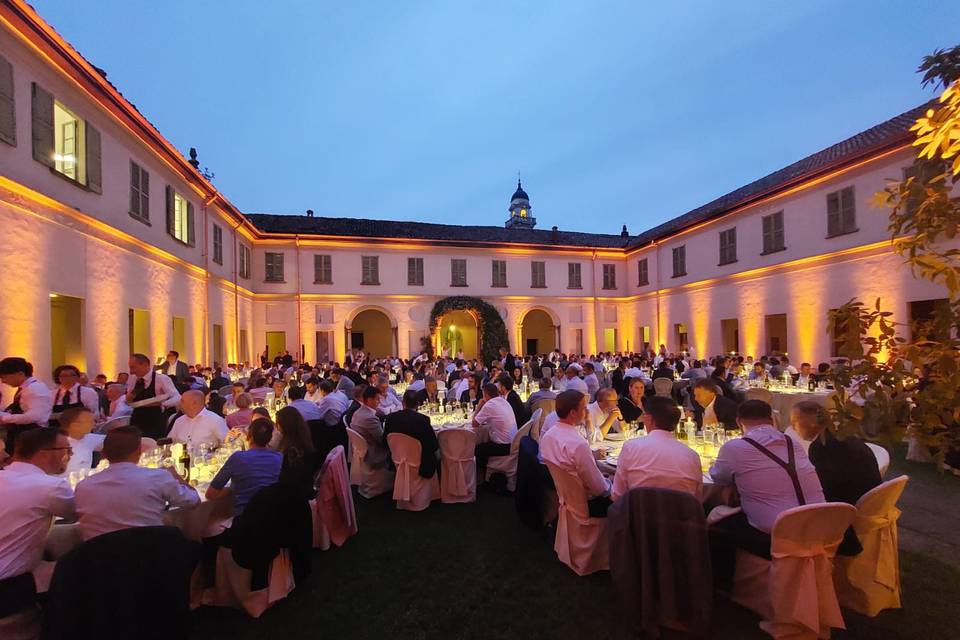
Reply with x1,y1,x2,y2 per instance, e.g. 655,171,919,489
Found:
428,296,509,365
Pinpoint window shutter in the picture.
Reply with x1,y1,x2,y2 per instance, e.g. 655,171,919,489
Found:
141,168,150,219
762,215,772,251
85,123,102,193
827,192,840,236
186,201,195,246
840,187,855,232
0,55,15,146
165,185,175,236
773,214,784,250
129,162,140,216
31,82,54,167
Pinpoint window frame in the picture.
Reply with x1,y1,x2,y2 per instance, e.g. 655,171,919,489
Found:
407,257,424,286
567,262,582,289
761,210,786,255
601,263,616,290
826,186,857,238
264,251,285,283
238,244,251,279
128,160,150,224
314,254,332,284
361,255,380,286
671,245,687,278
531,261,546,288
718,228,737,266
212,223,223,265
491,259,507,288
451,258,468,287
637,258,649,287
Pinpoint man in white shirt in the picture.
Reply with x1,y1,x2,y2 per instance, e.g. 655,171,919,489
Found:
539,389,612,516
0,428,75,592
103,383,132,421
555,364,588,395
304,377,324,404
51,364,101,421
0,357,54,429
472,382,518,468
611,396,702,501
58,407,105,477
581,362,601,401
316,379,350,427
75,426,199,541
376,376,402,415
168,390,228,446
585,388,624,442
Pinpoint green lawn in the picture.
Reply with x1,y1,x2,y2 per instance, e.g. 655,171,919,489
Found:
190,459,960,640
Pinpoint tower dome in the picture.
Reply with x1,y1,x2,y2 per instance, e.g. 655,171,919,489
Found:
506,179,536,229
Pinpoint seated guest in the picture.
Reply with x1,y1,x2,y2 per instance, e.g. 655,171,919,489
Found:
0,428,74,596
383,390,439,479
103,383,132,420
350,385,391,470
330,367,355,397
540,390,611,516
813,362,832,383
74,427,199,541
652,360,674,381
473,383,519,468
555,364,588,395
223,381,246,411
709,400,824,589
525,377,557,413
747,362,768,382
225,392,254,429
343,384,365,427
275,407,318,501
316,379,350,427
792,362,814,388
287,384,322,422
496,374,529,428
58,407,104,477
376,375,402,415
168,390,229,446
611,396,702,500
207,418,282,515
617,377,646,424
206,389,227,417
586,388,624,441
581,362,600,401
768,357,784,380
681,359,707,381
459,373,484,408
414,376,442,406
304,377,323,404
690,378,738,431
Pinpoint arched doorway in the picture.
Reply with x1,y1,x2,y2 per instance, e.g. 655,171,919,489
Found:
438,310,478,360
520,308,558,355
347,308,396,357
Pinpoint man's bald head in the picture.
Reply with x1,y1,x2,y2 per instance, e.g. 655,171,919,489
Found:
181,389,205,417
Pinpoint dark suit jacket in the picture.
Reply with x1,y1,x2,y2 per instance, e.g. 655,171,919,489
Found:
692,395,738,430
808,430,882,505
383,409,439,478
611,368,627,397
414,388,442,407
506,390,529,428
157,361,192,388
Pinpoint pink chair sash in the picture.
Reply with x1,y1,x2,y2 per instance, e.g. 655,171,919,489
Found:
854,509,900,589
314,446,358,548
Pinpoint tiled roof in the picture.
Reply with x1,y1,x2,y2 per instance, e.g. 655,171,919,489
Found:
246,103,926,249
244,214,631,249
627,102,929,248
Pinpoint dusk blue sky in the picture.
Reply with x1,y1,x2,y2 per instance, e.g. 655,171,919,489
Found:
31,1,960,235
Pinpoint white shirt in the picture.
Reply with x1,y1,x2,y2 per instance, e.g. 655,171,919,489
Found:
0,377,54,426
539,421,611,498
407,379,426,392
165,360,180,377
378,391,402,415
474,396,518,445
539,411,561,438
611,429,703,501
784,426,813,454
305,388,323,404
586,401,622,440
0,462,75,580
126,371,181,410
61,433,106,477
75,461,199,541
53,383,101,419
703,398,718,427
168,408,229,445
583,373,600,399
317,390,350,426
105,396,133,420
556,375,588,395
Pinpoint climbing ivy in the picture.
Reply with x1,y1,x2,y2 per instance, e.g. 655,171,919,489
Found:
428,296,510,365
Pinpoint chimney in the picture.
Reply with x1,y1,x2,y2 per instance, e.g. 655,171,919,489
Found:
551,225,558,242
621,224,629,237
306,209,314,217
188,147,199,169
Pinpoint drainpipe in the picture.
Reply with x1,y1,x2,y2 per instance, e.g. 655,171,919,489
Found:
295,235,303,364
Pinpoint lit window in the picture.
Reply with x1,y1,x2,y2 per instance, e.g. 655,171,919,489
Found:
173,192,189,243
520,208,527,217
54,101,85,183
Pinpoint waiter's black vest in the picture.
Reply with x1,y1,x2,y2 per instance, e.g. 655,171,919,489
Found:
130,374,166,440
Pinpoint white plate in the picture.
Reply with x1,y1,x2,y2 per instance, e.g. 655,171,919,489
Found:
604,432,627,441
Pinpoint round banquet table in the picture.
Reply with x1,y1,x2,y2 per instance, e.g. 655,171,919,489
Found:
768,388,832,418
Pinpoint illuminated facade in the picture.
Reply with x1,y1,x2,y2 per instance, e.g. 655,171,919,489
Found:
0,1,953,383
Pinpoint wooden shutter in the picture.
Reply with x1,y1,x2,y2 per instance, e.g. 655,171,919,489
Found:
773,213,783,250
0,55,15,146
827,192,840,236
129,162,140,216
762,215,772,252
165,185,175,236
840,187,855,232
31,82,54,167
186,201,195,246
140,167,149,219
85,123,102,193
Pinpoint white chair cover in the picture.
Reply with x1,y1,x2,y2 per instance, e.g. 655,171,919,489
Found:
544,461,609,576
865,443,890,477
438,428,477,504
193,547,295,618
311,445,358,550
346,428,394,498
835,475,908,616
653,378,674,397
732,503,856,639
485,417,533,491
387,433,440,511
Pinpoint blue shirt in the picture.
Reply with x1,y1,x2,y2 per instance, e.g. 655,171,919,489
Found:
289,399,322,422
210,448,282,515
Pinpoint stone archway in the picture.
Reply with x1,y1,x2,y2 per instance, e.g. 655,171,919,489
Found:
345,306,398,357
428,296,509,365
438,309,479,359
519,307,560,356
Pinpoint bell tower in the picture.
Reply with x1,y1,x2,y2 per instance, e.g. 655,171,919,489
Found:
505,178,536,229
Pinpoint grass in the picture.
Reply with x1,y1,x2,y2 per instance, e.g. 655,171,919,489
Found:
190,458,960,640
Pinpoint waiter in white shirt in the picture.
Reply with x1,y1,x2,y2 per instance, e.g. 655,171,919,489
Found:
51,364,101,422
126,353,181,440
0,357,54,455
472,382,518,468
168,390,228,446
75,426,199,541
539,389,612,517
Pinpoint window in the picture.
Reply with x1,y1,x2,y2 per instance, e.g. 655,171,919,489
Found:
829,309,860,358
826,186,857,237
315,254,332,284
451,259,467,287
672,245,686,277
762,211,785,254
212,224,223,265
531,261,546,288
765,313,788,354
568,262,582,289
239,244,251,279
719,228,737,265
265,252,284,282
31,83,101,192
602,264,616,290
674,323,688,351
637,258,649,286
129,161,150,222
407,257,424,286
492,260,507,287
903,162,945,215
361,256,379,285
0,54,14,147
164,186,194,245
